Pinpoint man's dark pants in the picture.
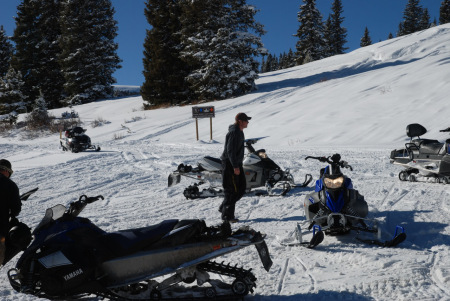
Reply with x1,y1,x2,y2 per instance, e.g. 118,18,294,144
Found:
220,160,246,220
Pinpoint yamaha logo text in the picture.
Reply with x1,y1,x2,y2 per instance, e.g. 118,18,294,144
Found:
64,268,84,281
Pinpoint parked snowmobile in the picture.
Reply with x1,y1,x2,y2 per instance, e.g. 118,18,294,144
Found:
8,194,272,300
279,154,406,249
168,137,312,199
60,126,101,153
390,123,450,183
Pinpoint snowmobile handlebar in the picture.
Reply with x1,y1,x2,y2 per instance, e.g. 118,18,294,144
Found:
305,156,329,163
305,155,353,171
67,195,104,217
78,194,104,204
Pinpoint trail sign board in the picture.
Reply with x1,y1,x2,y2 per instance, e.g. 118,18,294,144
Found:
192,106,215,118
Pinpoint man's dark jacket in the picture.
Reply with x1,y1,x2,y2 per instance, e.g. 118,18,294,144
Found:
0,174,21,237
220,124,245,167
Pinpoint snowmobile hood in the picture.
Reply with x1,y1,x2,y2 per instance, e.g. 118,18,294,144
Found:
325,190,345,213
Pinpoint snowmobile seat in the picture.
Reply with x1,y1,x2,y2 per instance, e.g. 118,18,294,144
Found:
421,142,446,155
412,139,445,155
100,219,179,257
72,127,85,136
199,156,222,171
99,219,206,257
413,138,440,146
148,219,207,249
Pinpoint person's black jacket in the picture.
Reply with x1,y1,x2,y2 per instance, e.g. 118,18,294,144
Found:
0,174,21,237
220,124,245,168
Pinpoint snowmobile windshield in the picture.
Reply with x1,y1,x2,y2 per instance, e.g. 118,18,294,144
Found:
33,204,67,234
323,176,344,189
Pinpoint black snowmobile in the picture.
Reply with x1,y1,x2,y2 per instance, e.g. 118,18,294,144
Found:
60,126,101,153
168,137,312,199
390,123,450,183
279,154,406,249
8,194,272,300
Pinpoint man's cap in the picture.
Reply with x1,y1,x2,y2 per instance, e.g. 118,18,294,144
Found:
235,112,252,122
0,159,13,175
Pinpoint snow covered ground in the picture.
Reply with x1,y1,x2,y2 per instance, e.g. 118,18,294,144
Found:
1,24,450,300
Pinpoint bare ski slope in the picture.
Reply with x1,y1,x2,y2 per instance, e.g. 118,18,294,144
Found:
1,24,450,300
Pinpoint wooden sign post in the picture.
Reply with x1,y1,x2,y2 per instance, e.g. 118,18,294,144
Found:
192,106,215,141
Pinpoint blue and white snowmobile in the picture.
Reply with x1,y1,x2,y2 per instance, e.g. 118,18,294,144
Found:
280,154,406,249
168,137,312,198
390,123,450,183
8,194,272,300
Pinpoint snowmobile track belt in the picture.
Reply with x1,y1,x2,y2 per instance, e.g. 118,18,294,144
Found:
198,261,256,281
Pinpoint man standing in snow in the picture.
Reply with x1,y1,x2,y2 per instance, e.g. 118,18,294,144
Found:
219,113,251,223
0,159,22,266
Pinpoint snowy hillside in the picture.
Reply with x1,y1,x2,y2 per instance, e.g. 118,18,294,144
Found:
1,24,450,300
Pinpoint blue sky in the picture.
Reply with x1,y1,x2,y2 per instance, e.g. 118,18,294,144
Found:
0,0,443,86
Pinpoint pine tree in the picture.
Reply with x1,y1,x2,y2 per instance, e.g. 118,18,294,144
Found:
431,17,437,27
284,49,294,68
263,54,274,72
260,56,267,73
279,52,288,69
294,0,325,65
11,0,42,111
141,0,190,107
36,0,65,109
271,54,279,71
0,67,27,124
180,0,265,101
328,0,348,56
11,0,66,110
419,8,431,30
26,90,51,128
360,27,372,47
59,0,121,106
440,0,450,24
0,26,13,77
397,22,404,37
398,0,423,36
388,32,394,39
322,16,333,58
31,91,48,116
218,0,265,97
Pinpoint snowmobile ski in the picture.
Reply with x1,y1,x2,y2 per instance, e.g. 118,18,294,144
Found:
254,174,313,197
355,225,406,247
283,215,406,249
279,224,324,249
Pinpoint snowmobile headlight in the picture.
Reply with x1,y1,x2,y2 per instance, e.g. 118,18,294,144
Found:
323,176,344,189
258,151,267,158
